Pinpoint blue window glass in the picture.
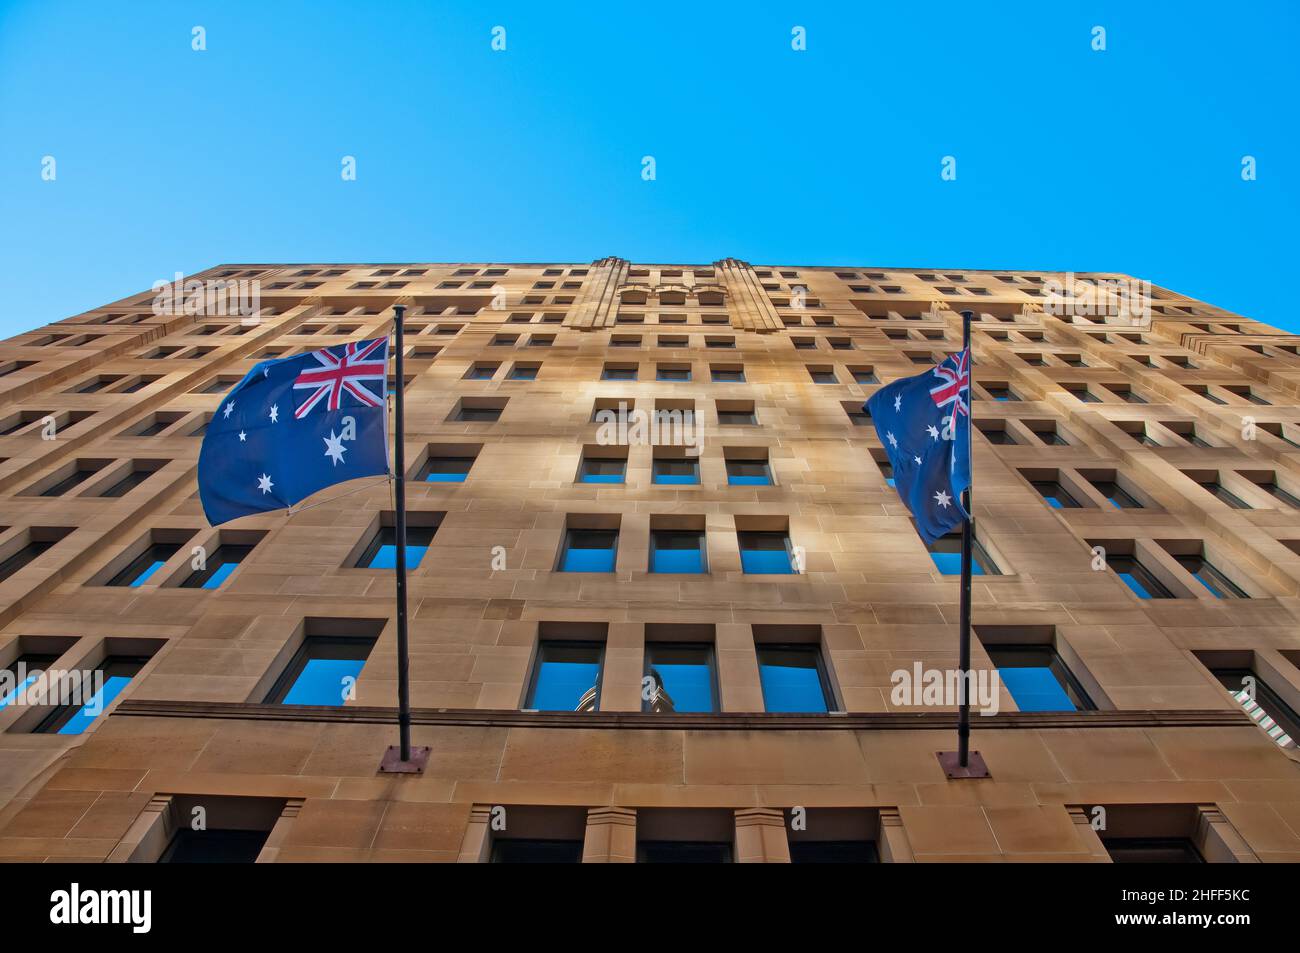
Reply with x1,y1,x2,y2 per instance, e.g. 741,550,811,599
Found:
36,656,148,734
268,637,376,705
560,529,617,572
726,459,772,486
1109,556,1173,598
1031,481,1079,508
644,644,716,712
181,543,255,588
508,365,538,380
602,366,637,381
1198,481,1250,509
526,642,603,711
107,543,180,587
421,455,475,482
757,646,831,713
0,652,59,710
579,458,626,484
652,458,699,485
738,531,794,574
1176,556,1246,598
1091,480,1141,509
359,525,437,569
657,366,690,382
852,370,878,385
986,645,1092,712
465,364,497,380
927,535,996,575
711,368,744,382
650,530,706,573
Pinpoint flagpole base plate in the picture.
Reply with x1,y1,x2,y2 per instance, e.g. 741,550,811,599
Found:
936,750,990,779
379,745,430,774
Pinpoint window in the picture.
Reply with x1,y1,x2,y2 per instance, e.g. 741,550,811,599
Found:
420,452,477,482
35,656,150,734
452,399,506,422
984,645,1094,712
182,543,256,588
716,401,756,425
464,363,498,380
1064,385,1099,403
984,385,1019,402
559,528,618,572
0,528,71,583
1090,479,1142,509
265,632,379,705
738,531,794,574
107,542,180,587
1194,478,1250,509
711,366,744,383
356,524,438,569
650,529,707,573
96,463,161,498
578,456,626,484
0,644,71,709
1176,555,1246,598
525,641,604,711
161,828,273,863
726,456,772,486
507,363,539,381
602,363,638,381
850,367,878,385
1109,555,1173,598
1210,668,1300,744
927,534,997,575
978,422,1015,445
1031,480,1080,508
644,643,716,712
1104,839,1204,863
27,459,109,497
757,645,832,713
807,367,837,384
652,457,700,485
657,364,690,382
491,840,583,863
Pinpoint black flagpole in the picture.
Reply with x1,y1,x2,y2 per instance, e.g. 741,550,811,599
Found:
939,309,988,778
380,304,428,773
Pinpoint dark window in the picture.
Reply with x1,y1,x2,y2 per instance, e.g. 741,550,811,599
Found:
789,841,879,863
491,839,583,863
650,530,707,574
1212,669,1300,742
559,529,617,572
455,404,503,422
1109,556,1173,598
985,645,1094,712
420,456,476,482
980,426,1016,445
182,544,255,588
159,829,271,863
1197,480,1250,509
357,526,437,569
643,643,717,713
0,539,55,583
657,366,691,382
638,841,732,863
265,636,377,705
602,365,638,381
39,464,106,497
1091,480,1142,509
525,641,603,711
35,656,149,734
726,458,772,486
1176,556,1246,598
1103,838,1204,863
927,535,996,576
737,531,793,575
97,468,154,498
0,652,62,709
757,645,832,713
579,458,626,484
107,543,180,587
652,458,700,485
711,368,744,382
717,405,757,425
1031,481,1080,509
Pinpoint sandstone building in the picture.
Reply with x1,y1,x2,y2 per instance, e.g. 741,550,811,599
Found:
0,259,1298,862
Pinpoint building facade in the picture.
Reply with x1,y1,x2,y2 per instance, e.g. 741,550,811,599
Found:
1,259,1299,862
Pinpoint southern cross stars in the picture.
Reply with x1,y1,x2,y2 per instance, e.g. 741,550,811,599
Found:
886,431,898,448
323,429,346,466
893,393,902,412
269,404,279,423
257,473,274,494
238,431,246,442
926,424,939,440
223,402,234,419
934,490,952,508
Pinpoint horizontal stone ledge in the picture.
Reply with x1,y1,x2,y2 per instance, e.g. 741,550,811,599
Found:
112,700,1254,731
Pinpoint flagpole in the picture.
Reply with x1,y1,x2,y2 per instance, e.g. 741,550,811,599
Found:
937,310,988,778
380,303,428,773
957,309,974,768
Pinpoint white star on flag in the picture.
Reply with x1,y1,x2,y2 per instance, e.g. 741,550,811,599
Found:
269,404,279,423
886,431,898,448
323,429,347,466
894,394,903,412
934,490,952,508
257,473,274,494
238,431,246,442
926,424,939,439
223,402,234,419
913,455,922,465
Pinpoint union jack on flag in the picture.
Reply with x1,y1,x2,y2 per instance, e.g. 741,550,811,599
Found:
293,338,389,419
929,348,970,417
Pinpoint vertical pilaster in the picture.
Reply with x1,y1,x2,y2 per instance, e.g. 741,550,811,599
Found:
566,256,629,329
734,808,790,862
582,806,637,862
877,807,915,863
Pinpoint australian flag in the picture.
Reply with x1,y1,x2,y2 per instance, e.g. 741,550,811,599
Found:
865,349,972,545
198,337,391,526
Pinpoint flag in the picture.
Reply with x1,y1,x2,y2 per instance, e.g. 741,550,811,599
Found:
198,337,391,526
865,348,972,545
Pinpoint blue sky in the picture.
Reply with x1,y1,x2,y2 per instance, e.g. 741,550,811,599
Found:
1,1,1297,335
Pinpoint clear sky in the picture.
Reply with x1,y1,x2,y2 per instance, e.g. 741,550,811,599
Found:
1,1,1297,336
